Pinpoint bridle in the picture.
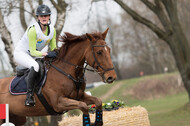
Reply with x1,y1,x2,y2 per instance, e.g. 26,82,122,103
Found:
58,39,114,78
45,38,114,98
90,39,114,79
47,39,114,77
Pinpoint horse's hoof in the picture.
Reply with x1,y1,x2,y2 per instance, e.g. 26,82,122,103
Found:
90,123,95,126
94,121,103,126
89,122,103,126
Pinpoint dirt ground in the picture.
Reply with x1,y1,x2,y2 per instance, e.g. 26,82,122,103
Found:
100,82,123,100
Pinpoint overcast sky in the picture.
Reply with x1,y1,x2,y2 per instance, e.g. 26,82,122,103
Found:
63,0,122,34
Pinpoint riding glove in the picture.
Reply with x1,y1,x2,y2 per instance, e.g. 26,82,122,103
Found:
47,51,57,58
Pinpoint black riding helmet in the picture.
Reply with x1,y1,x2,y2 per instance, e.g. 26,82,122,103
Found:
36,4,51,16
36,4,51,27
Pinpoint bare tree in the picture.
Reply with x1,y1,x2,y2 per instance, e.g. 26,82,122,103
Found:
0,9,16,72
114,0,190,101
109,3,176,78
125,19,175,73
20,0,27,30
0,51,7,75
50,0,68,36
178,0,190,43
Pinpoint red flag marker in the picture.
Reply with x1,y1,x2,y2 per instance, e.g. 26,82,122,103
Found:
0,104,6,119
0,104,15,126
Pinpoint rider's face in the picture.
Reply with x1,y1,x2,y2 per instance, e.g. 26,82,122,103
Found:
38,15,50,25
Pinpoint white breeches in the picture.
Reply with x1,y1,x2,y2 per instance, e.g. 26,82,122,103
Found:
14,49,39,72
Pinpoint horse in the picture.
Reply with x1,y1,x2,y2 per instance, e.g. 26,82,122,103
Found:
0,28,117,126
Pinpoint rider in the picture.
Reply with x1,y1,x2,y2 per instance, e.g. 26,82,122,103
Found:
13,4,57,107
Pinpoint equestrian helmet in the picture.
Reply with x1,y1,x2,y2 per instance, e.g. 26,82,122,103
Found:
36,4,51,16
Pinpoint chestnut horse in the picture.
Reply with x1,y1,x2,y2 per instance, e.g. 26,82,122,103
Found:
0,29,117,126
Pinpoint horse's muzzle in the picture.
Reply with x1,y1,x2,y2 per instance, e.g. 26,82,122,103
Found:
106,76,115,83
101,69,117,83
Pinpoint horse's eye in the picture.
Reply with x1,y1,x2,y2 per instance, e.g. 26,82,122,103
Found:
97,50,102,55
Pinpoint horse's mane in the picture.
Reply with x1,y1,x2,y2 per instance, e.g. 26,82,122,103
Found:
57,32,104,59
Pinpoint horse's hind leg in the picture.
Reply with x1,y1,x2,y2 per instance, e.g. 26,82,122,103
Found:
9,114,26,126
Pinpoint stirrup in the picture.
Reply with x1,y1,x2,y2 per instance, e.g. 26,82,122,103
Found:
25,95,35,107
25,101,35,107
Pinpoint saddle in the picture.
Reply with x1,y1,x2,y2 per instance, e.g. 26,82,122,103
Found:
10,58,46,95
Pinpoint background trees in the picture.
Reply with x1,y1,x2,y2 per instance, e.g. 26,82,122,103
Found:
114,0,190,101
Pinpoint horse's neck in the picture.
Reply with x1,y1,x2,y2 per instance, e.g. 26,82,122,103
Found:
55,40,88,76
64,41,88,67
44,41,88,98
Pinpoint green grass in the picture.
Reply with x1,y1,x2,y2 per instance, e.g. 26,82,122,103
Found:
89,82,115,98
133,92,190,126
89,77,141,103
87,72,190,126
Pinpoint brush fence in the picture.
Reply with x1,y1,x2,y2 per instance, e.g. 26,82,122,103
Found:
59,106,150,126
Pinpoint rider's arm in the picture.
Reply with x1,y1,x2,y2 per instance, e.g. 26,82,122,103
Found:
50,28,57,51
27,27,43,57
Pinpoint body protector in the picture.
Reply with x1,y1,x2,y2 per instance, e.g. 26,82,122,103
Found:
16,22,54,53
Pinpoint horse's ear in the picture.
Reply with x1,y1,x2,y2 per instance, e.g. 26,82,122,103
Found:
86,33,96,41
102,28,109,39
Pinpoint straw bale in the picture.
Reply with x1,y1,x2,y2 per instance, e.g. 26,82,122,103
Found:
59,106,150,126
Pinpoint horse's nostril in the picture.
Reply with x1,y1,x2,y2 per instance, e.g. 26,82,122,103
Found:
107,77,114,83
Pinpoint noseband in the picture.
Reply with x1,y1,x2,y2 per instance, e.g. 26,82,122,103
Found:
90,39,114,78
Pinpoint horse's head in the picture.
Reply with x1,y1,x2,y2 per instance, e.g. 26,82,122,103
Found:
85,28,117,83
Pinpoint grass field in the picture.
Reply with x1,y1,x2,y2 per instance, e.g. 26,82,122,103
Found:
88,73,190,126
135,92,190,126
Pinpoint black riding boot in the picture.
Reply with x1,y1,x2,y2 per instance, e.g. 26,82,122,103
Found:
25,67,38,107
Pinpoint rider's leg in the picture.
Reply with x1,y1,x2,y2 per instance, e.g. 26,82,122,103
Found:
25,66,39,106
13,50,39,72
14,50,40,106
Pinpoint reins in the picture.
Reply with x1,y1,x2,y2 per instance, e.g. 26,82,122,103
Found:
50,63,84,90
60,59,98,73
45,38,114,99
45,58,85,100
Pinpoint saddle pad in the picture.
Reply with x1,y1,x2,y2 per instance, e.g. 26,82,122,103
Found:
9,76,27,95
9,71,47,95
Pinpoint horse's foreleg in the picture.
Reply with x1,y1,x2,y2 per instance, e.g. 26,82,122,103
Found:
53,97,89,114
53,97,91,126
82,93,103,126
82,93,102,110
